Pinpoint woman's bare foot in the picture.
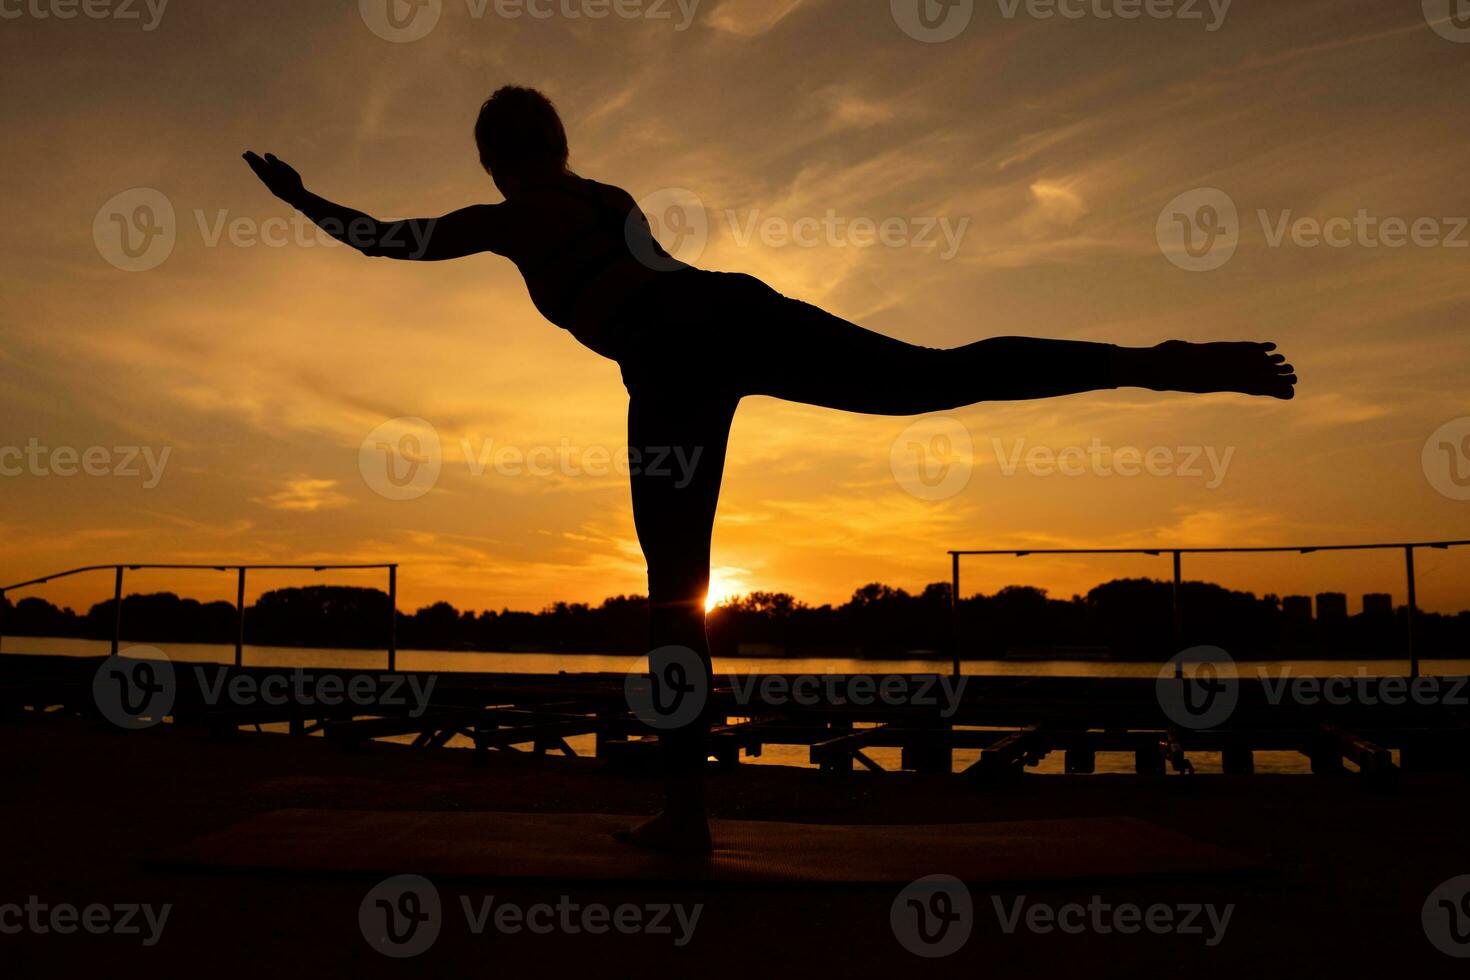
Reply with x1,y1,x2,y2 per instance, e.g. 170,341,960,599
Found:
612,808,713,855
1128,340,1297,400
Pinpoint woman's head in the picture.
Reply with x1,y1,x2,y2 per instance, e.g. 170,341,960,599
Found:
475,86,568,188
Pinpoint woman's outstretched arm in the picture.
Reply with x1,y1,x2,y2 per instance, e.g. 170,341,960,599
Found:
243,151,505,261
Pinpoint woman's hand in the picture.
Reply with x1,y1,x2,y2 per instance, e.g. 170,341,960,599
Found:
242,151,305,204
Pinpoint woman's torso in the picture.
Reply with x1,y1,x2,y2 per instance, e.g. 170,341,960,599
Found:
503,173,691,355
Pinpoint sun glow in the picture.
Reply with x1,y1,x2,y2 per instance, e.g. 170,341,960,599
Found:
704,568,748,612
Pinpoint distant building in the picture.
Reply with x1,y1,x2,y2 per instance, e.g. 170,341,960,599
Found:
1362,593,1393,618
1315,592,1348,622
1281,595,1313,622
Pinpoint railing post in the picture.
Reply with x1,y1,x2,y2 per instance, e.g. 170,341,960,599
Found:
235,567,246,668
1405,545,1419,680
950,552,961,678
112,565,124,656
388,564,398,672
1172,551,1183,679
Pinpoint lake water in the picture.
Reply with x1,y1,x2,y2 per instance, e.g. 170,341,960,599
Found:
9,636,1463,775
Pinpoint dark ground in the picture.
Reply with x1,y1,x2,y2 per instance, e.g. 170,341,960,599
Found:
2,711,1467,978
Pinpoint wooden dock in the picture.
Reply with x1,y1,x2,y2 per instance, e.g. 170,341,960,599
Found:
4,652,1467,783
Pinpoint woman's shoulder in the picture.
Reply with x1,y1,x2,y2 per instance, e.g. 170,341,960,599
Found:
573,174,637,209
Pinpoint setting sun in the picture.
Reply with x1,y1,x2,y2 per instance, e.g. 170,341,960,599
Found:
704,568,748,612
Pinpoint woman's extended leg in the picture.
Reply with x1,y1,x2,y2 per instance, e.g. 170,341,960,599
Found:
614,379,739,854
733,285,1295,411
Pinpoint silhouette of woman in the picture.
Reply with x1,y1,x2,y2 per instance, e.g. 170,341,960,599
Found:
245,85,1296,854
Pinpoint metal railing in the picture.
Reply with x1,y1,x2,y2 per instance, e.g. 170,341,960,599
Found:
947,540,1470,679
0,563,401,670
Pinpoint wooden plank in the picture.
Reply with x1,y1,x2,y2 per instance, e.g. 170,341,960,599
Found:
965,724,1044,781
472,719,595,749
1319,723,1397,781
809,725,892,766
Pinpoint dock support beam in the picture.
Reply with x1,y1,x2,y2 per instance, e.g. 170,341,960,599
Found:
950,551,961,678
1172,551,1183,678
111,565,124,656
234,567,246,668
1222,746,1254,775
388,564,398,672
1405,546,1419,680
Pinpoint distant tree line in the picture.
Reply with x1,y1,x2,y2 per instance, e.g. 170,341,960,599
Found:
2,578,1467,661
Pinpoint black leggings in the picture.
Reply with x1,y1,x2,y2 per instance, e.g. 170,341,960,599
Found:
615,271,1121,770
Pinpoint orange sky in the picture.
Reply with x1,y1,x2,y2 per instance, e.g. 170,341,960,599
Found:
2,0,1468,619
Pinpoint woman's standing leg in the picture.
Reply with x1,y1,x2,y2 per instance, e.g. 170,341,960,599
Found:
616,377,739,853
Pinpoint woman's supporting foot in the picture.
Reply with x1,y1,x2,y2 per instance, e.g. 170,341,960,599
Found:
1125,340,1297,400
612,807,714,855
